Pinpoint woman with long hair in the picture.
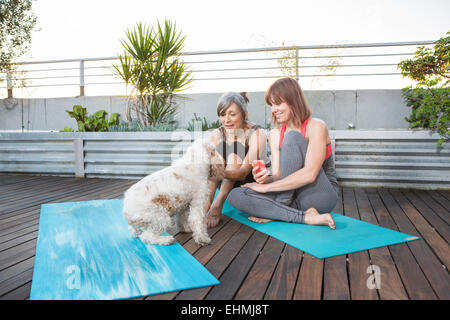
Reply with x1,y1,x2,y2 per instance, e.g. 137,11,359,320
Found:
205,92,268,228
227,78,338,229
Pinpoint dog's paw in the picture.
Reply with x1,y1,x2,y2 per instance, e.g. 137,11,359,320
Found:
140,234,175,246
193,233,211,246
128,226,142,238
181,223,192,233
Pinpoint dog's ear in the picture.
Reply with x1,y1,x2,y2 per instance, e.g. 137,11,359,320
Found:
209,162,225,179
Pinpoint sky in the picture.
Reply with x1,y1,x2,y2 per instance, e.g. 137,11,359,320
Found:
27,0,449,60
6,0,450,97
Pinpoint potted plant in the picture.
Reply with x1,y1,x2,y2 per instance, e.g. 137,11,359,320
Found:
111,19,193,128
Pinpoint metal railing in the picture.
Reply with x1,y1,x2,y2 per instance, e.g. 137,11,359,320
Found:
1,40,436,98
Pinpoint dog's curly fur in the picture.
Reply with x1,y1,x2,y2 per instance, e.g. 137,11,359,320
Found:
123,139,225,246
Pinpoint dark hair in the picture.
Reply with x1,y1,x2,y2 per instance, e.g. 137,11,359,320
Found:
265,77,312,128
217,91,249,120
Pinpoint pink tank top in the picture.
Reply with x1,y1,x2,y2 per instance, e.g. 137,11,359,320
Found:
279,117,332,159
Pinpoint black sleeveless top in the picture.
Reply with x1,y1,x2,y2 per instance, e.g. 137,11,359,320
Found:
215,124,269,186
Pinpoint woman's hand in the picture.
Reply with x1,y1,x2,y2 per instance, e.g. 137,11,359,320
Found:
252,165,269,184
241,182,270,193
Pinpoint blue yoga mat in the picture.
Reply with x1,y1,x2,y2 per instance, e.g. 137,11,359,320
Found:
220,194,419,259
30,199,219,300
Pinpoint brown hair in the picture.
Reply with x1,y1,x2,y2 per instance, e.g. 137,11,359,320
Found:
265,77,312,128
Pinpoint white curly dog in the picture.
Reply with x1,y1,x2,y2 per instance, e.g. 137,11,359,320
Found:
123,139,225,246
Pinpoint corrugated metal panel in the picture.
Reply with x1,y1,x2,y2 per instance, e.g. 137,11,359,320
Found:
0,131,448,189
0,139,75,176
83,139,192,179
334,135,450,189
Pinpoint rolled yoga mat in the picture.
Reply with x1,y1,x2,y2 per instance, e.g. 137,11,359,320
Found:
30,199,219,300
219,192,419,259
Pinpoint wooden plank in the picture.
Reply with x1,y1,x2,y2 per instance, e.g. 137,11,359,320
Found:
356,188,408,300
0,267,33,297
322,187,351,300
264,244,302,300
369,189,437,299
187,219,242,265
402,191,450,243
0,178,83,209
182,218,239,258
0,256,34,283
292,253,323,300
343,187,376,300
0,240,36,272
431,190,450,208
205,231,268,300
0,220,39,242
0,231,38,252
0,178,104,216
0,281,32,300
175,224,255,300
234,237,285,300
323,255,350,300
0,213,39,234
0,175,44,187
387,190,450,299
0,177,76,199
413,190,450,225
437,190,450,201
0,178,105,213
345,188,377,300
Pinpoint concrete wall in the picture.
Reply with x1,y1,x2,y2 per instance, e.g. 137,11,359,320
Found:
0,89,411,131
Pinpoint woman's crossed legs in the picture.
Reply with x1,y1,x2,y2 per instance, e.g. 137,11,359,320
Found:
228,131,338,228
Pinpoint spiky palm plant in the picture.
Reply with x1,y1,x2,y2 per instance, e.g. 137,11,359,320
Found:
112,20,193,126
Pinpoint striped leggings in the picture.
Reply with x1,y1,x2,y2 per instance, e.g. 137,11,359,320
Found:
227,131,338,223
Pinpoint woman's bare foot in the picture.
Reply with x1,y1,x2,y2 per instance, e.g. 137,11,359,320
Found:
304,208,336,229
206,205,222,228
248,216,273,223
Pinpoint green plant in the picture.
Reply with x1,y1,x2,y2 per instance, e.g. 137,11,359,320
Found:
398,31,450,147
61,126,74,132
63,105,120,132
111,20,193,127
187,113,221,131
109,119,178,132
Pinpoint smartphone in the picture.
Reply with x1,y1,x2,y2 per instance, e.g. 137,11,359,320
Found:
252,160,266,174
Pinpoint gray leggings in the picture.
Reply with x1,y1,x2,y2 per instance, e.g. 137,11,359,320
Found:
227,131,338,224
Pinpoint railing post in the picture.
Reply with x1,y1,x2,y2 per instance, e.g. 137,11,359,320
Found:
295,48,299,81
6,70,13,98
79,60,85,96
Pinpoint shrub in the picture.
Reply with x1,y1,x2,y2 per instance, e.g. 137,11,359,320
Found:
63,105,120,132
187,113,221,131
109,119,178,132
398,31,449,147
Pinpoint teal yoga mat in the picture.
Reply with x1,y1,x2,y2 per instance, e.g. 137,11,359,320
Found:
220,194,419,259
30,199,219,300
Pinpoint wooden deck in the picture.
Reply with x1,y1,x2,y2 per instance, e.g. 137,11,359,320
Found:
0,173,449,300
